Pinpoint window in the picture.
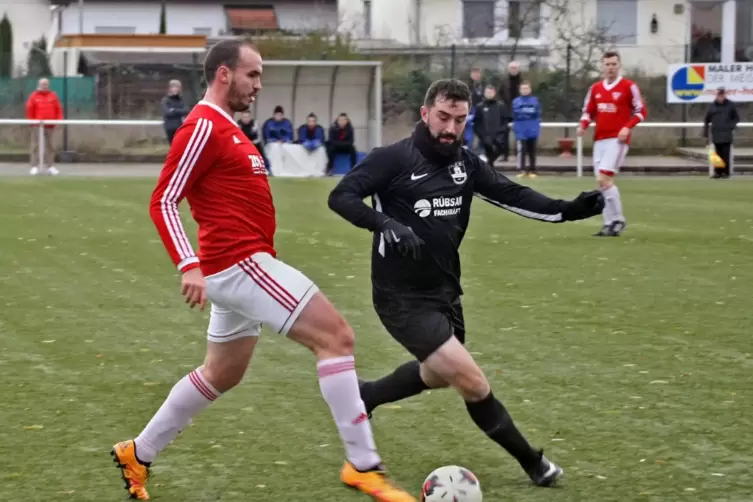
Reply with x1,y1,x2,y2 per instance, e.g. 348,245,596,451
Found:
363,0,372,38
508,0,541,39
463,0,495,39
690,1,722,62
735,0,752,61
94,26,136,35
595,0,637,45
193,27,212,36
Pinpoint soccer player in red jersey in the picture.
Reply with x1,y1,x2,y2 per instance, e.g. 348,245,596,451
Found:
110,40,415,502
577,50,647,237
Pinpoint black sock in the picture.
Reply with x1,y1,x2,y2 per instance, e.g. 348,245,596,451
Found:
360,360,430,413
465,391,540,471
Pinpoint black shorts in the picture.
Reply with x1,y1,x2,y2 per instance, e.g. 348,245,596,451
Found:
374,297,466,362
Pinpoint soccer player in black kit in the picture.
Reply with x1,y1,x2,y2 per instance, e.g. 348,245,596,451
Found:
328,79,605,488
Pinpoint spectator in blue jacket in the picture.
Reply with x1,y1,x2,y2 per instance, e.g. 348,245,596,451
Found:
262,105,294,143
297,112,326,152
512,81,541,178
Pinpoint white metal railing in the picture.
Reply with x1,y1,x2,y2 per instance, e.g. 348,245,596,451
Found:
3,119,752,177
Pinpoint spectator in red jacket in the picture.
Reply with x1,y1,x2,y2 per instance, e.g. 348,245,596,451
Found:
25,78,63,175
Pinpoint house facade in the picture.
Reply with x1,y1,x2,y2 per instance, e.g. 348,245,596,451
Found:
0,0,750,77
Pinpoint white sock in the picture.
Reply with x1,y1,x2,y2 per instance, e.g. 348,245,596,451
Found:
134,368,221,463
602,185,624,224
317,356,381,471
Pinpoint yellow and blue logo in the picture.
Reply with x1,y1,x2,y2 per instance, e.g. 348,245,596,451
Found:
670,65,706,101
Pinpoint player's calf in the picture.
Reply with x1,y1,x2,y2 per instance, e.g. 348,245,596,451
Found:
288,292,383,472
424,338,557,482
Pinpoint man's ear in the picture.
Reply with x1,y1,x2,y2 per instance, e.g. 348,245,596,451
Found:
420,105,429,123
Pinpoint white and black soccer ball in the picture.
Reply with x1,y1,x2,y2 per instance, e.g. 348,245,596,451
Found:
420,465,482,501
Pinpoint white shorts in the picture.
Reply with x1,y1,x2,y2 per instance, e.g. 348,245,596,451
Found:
593,138,629,177
204,252,319,343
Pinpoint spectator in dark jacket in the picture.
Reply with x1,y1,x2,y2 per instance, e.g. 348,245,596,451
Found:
238,110,270,174
502,61,523,103
473,85,510,164
161,80,189,144
704,87,740,178
297,112,326,152
262,105,294,143
468,66,485,108
326,112,357,174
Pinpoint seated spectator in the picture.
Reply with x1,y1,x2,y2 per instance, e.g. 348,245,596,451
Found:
238,110,270,173
262,105,294,143
297,112,326,152
326,112,357,174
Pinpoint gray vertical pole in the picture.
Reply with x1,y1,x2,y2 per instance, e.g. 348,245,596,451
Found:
78,0,84,33
38,122,45,168
374,62,382,148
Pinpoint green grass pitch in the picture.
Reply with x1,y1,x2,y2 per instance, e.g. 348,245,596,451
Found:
1,176,752,501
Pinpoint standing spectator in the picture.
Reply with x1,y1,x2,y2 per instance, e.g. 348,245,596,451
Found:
161,80,189,145
237,110,270,174
262,105,294,143
704,87,739,178
503,61,523,103
467,67,485,153
502,61,523,159
25,78,63,175
326,112,357,174
512,81,541,178
473,85,510,165
468,66,485,108
297,112,325,153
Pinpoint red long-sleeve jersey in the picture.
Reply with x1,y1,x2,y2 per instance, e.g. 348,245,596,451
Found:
580,77,646,143
149,101,275,276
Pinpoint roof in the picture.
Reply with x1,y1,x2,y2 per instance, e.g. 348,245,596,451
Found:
79,50,202,68
55,34,206,50
225,7,279,31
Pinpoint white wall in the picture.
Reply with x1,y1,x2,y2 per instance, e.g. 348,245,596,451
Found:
544,0,690,75
0,0,55,76
61,2,162,34
275,1,337,33
165,3,226,36
59,1,336,37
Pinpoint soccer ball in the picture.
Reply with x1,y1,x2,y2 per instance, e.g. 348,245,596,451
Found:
420,465,482,501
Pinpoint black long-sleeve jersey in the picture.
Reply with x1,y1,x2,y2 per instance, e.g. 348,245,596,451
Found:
328,127,571,304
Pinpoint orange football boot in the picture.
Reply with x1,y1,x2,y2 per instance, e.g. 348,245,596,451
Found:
341,461,417,501
111,440,150,500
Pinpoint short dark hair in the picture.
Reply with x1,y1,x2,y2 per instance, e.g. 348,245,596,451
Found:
204,39,256,84
602,50,621,60
424,79,471,107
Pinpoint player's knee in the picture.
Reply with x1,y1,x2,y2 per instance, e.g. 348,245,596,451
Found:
419,363,450,389
308,315,354,358
200,356,248,392
454,367,491,402
329,317,355,356
597,176,613,190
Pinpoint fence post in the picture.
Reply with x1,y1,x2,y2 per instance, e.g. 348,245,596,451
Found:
449,44,456,78
576,134,583,177
38,121,45,168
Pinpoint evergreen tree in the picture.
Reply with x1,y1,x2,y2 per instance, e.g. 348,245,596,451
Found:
0,14,13,78
159,1,167,34
27,37,52,78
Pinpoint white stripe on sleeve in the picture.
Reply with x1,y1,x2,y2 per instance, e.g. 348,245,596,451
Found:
160,117,213,262
474,193,564,222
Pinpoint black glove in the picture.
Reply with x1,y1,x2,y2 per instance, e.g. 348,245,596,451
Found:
379,219,424,260
562,190,605,221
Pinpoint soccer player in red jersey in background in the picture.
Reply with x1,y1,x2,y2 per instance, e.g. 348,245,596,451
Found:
110,39,416,502
577,51,647,237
